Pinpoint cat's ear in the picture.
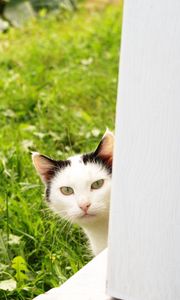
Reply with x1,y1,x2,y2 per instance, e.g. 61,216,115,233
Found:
32,152,57,184
94,129,114,167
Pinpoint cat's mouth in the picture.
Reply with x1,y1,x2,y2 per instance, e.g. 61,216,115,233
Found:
80,213,96,219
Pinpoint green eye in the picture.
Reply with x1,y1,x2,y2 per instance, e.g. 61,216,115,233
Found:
60,186,74,195
91,179,104,190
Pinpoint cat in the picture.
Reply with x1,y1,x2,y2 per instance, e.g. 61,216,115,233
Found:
32,129,114,255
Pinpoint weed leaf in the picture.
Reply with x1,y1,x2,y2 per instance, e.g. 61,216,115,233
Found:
12,256,29,282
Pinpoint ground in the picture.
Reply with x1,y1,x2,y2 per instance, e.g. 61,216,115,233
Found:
0,1,122,299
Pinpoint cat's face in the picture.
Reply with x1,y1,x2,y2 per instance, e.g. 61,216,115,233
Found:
32,130,114,226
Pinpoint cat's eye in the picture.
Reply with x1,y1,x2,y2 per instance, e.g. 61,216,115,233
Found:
91,179,104,190
60,186,74,195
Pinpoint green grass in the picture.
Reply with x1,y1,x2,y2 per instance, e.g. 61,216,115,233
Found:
0,3,122,299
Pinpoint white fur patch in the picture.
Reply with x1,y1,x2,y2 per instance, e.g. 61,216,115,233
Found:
32,130,114,255
48,154,111,254
49,154,111,220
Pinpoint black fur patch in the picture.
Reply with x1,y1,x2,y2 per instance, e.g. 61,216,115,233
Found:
55,159,71,170
44,159,71,201
82,152,112,174
40,155,71,180
45,184,51,202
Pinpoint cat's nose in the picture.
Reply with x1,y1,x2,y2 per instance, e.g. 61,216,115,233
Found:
79,202,91,214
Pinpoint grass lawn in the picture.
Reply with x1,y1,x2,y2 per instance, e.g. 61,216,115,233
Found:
0,2,122,299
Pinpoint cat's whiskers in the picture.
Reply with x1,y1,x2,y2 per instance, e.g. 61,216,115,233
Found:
65,215,78,224
59,218,72,234
90,204,107,212
32,129,113,255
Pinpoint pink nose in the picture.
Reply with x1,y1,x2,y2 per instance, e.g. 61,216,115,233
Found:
79,203,91,213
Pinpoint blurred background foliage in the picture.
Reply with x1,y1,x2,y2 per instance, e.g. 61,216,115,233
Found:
0,0,76,30
0,0,122,299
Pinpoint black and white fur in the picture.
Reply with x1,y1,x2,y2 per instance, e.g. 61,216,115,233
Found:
32,129,114,255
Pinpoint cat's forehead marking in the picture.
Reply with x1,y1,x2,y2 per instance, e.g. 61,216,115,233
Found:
68,154,97,173
68,154,82,163
51,153,110,187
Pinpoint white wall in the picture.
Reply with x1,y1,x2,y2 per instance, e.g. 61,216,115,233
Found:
107,1,180,299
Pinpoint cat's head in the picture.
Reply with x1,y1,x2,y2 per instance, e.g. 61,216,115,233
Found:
32,129,114,226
